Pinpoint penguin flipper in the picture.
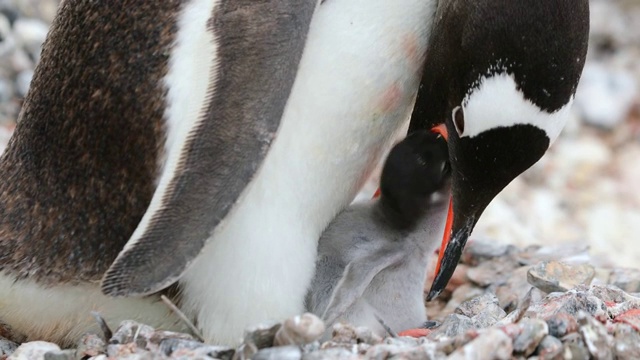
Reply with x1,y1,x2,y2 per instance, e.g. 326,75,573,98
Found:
321,245,405,327
101,0,318,297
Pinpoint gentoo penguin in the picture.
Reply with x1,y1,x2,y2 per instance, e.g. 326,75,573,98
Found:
408,0,590,300
306,131,450,337
0,0,438,346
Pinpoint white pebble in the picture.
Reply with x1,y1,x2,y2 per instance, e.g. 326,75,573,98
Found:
8,341,60,360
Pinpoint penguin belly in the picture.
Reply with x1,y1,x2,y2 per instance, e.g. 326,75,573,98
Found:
0,276,185,345
179,0,437,345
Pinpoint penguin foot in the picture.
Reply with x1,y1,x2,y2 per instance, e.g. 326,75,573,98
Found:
397,328,431,338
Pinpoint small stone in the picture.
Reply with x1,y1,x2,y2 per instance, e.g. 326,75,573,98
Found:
12,18,49,57
252,345,301,360
512,318,548,356
427,314,475,340
327,322,359,346
455,292,500,318
447,328,512,360
0,78,13,103
0,336,18,357
15,69,33,97
8,341,60,360
609,268,640,293
577,311,614,360
536,335,563,360
109,320,154,348
613,308,640,331
494,266,536,312
242,321,281,350
613,323,640,359
106,343,138,358
574,63,638,129
466,257,519,287
364,342,444,360
302,347,355,360
516,243,591,266
461,240,516,266
10,48,34,72
441,283,485,317
525,289,607,322
158,338,203,356
274,313,325,346
455,292,507,328
172,344,235,360
76,333,106,358
88,356,107,360
146,329,195,353
527,261,595,293
354,326,382,345
545,313,579,338
42,349,75,360
589,284,635,303
561,333,590,360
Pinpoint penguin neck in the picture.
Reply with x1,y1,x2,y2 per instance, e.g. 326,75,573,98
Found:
375,195,430,233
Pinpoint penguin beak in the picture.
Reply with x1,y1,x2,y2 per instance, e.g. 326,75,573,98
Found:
427,122,461,301
427,208,476,301
425,122,550,301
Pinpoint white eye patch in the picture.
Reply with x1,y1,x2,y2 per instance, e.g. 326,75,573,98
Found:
459,72,572,144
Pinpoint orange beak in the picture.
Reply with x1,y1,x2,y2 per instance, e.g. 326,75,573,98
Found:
429,123,454,282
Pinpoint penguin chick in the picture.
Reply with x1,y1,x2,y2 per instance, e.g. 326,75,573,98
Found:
305,131,450,337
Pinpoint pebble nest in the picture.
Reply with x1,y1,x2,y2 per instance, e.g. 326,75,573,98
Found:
4,240,640,359
0,0,639,359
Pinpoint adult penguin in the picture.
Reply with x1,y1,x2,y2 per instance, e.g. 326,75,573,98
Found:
0,0,437,345
407,0,590,300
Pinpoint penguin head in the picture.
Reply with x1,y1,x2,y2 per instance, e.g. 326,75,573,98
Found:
379,130,451,230
427,71,577,300
412,0,591,300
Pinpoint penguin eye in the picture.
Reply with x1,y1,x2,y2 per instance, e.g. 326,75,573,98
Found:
452,106,465,136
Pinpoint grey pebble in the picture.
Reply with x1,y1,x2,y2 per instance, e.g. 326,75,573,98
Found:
512,318,548,357
251,345,301,360
536,335,563,360
447,328,512,360
428,314,475,340
527,261,595,293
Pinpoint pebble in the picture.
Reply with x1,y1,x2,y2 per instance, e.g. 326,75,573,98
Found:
577,311,614,359
447,328,512,360
0,336,18,357
8,341,60,360
613,323,640,358
4,239,640,360
274,313,325,346
455,292,506,328
12,17,47,57
42,349,75,360
512,319,548,357
608,268,640,293
574,63,638,129
252,345,301,360
14,68,31,96
76,333,106,358
427,314,475,340
527,261,596,293
536,335,563,360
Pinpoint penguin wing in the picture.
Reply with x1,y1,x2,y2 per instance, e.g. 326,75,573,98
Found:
101,1,318,297
321,245,406,327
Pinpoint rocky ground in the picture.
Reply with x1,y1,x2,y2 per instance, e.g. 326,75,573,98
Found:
0,0,639,359
4,240,640,359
